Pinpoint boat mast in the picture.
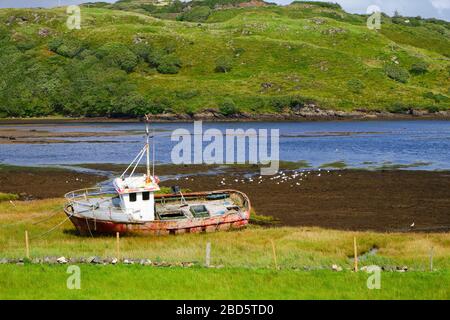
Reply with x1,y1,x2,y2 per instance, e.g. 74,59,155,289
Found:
145,116,151,183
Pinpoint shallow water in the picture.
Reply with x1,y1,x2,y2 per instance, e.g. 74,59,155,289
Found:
0,120,449,170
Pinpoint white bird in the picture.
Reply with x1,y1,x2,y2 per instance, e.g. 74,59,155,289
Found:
410,222,415,228
9,200,16,207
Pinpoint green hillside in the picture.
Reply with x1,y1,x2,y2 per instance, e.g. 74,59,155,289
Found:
0,1,448,118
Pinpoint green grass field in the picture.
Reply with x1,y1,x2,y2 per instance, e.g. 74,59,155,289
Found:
1,198,450,299
1,265,449,299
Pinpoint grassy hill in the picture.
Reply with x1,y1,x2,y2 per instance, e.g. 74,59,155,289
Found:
0,1,448,118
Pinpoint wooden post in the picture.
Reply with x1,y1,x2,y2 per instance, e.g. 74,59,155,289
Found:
353,236,358,272
270,239,279,270
430,246,434,272
25,230,30,259
116,232,120,260
205,242,211,267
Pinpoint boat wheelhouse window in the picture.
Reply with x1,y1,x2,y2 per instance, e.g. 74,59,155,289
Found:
143,192,150,201
129,193,137,202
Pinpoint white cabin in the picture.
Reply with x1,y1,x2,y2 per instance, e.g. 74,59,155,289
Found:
113,175,160,221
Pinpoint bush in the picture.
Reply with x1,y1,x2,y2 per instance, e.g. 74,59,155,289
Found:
0,192,19,202
156,54,182,74
148,97,175,114
175,89,199,99
219,98,239,116
423,92,449,103
131,42,153,62
215,56,233,73
178,6,211,22
410,61,429,75
269,96,291,112
425,105,440,113
347,79,365,94
48,38,64,52
387,102,410,113
48,37,86,58
97,43,138,73
268,96,313,112
384,63,410,83
292,1,342,9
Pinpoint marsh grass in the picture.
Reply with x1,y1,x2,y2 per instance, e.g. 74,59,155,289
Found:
1,199,450,271
0,193,18,202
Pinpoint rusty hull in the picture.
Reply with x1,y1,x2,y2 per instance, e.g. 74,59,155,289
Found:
65,189,251,236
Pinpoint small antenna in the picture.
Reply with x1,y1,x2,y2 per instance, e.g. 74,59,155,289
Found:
152,126,155,177
145,115,151,183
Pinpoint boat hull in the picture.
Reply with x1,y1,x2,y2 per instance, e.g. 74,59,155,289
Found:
65,190,251,236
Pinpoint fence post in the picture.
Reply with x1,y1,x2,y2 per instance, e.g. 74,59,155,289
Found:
430,246,434,272
205,242,211,267
116,232,120,261
25,230,30,260
270,239,279,270
353,236,358,272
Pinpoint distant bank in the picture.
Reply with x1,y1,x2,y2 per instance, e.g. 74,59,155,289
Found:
1,109,450,124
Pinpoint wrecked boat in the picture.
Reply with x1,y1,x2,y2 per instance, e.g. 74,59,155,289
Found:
64,122,251,236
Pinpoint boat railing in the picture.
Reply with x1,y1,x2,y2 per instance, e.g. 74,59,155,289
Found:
64,187,117,207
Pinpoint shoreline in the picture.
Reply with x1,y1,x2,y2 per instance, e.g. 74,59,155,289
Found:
1,111,450,124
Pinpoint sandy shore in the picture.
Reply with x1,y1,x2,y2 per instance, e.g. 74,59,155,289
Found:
0,164,449,232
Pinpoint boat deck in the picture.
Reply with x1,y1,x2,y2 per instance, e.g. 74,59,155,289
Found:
68,194,243,224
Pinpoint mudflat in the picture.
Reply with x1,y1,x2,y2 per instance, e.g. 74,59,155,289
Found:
0,164,449,232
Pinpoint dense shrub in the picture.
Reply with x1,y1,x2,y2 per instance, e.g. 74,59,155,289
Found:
292,1,342,10
131,42,153,62
215,56,233,73
269,96,291,112
148,97,175,114
178,6,211,22
268,96,314,112
387,102,410,113
15,36,37,52
96,43,138,73
156,54,182,74
48,37,86,58
423,92,449,103
175,89,199,99
384,63,410,83
219,98,239,116
347,79,365,94
425,105,441,113
410,61,429,75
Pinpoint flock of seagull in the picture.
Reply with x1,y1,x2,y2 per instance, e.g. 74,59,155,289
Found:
230,169,342,188
174,168,344,188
